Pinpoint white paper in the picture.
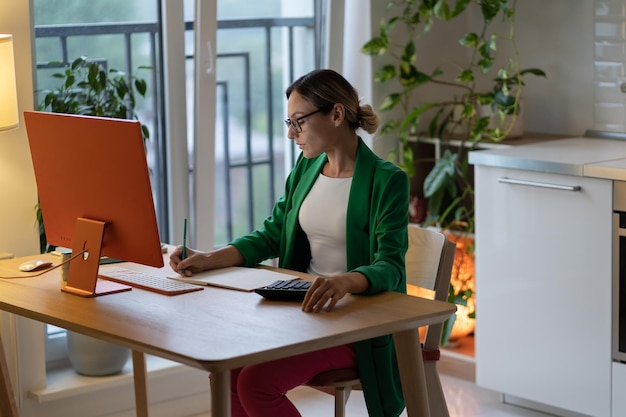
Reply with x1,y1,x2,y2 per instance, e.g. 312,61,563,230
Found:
167,266,299,292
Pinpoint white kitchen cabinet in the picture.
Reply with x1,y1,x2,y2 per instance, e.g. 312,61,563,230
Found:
474,165,613,417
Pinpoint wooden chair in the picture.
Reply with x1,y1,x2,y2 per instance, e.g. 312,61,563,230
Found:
305,225,457,417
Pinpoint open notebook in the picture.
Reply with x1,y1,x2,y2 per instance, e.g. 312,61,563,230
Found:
167,266,299,292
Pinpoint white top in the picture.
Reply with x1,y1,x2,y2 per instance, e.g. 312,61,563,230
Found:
299,174,352,276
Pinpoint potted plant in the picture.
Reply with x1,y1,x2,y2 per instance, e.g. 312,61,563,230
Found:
362,0,546,345
36,56,150,375
38,56,150,139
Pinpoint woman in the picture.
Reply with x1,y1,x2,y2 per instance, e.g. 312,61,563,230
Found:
170,69,409,417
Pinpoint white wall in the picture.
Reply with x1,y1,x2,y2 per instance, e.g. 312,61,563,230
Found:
0,1,39,257
515,1,593,136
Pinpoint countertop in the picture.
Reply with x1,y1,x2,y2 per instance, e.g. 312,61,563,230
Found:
468,136,626,180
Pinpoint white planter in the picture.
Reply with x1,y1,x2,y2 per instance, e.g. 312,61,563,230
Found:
67,331,130,376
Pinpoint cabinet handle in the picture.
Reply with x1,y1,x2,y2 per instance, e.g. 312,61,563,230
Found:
498,177,581,192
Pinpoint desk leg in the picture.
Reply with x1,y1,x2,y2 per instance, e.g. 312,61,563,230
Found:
132,350,149,417
210,370,231,417
393,328,430,417
0,333,17,417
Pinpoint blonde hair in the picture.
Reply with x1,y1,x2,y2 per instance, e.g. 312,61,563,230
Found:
286,69,379,134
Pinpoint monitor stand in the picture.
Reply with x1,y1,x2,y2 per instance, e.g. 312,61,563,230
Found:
61,217,132,297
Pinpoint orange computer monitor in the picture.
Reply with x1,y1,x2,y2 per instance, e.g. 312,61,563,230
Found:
24,111,164,296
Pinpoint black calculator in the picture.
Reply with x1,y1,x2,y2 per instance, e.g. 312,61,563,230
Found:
254,280,311,301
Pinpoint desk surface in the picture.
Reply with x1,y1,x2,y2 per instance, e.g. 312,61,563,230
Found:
0,253,455,374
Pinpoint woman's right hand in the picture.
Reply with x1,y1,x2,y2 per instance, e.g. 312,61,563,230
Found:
169,246,205,276
169,244,245,277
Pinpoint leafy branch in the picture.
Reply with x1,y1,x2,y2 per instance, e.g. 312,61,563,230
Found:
362,0,545,232
38,56,151,142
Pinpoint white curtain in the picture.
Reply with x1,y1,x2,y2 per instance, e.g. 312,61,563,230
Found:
163,0,217,250
326,0,375,148
191,0,218,250
342,0,373,107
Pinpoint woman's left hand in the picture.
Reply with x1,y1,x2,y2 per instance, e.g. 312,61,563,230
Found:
302,272,369,313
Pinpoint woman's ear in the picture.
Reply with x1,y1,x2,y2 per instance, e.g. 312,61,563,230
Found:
332,103,345,127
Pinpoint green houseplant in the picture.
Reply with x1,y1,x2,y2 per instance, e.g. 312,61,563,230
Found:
36,56,150,375
38,56,149,135
363,0,545,231
362,0,546,344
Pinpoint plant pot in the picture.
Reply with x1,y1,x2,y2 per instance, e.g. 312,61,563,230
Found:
67,331,130,376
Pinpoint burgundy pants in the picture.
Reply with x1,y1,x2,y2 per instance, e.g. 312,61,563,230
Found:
225,344,356,417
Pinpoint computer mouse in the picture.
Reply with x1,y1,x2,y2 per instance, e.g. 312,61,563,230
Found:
18,259,53,272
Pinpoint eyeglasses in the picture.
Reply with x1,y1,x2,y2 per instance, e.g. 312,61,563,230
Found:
284,109,321,132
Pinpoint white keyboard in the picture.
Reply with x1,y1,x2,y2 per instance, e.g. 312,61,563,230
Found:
99,266,204,296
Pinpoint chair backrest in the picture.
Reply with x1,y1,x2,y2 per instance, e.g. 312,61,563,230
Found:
406,225,446,290
406,225,456,351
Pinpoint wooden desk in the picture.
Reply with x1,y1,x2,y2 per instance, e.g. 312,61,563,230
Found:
0,255,456,417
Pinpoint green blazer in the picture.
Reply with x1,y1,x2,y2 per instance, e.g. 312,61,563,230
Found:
231,138,409,417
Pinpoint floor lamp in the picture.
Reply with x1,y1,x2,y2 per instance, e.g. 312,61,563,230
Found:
0,34,19,132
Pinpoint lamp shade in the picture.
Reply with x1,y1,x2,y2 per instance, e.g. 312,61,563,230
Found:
0,34,18,131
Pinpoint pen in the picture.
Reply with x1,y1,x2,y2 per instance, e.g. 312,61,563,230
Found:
181,218,187,273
